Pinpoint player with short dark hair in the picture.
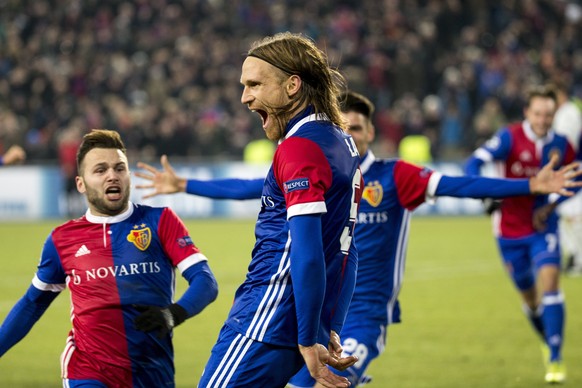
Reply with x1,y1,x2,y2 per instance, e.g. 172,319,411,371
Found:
0,129,218,387
465,84,576,383
137,90,581,387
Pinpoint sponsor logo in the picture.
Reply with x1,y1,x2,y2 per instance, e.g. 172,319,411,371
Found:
362,181,383,207
261,195,275,208
75,245,91,257
283,178,309,194
176,236,194,248
127,225,151,251
357,211,388,224
71,262,161,285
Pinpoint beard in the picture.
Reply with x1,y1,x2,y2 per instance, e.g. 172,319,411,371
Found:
84,185,130,216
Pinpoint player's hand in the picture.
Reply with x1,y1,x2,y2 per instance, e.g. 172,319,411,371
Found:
482,198,502,215
532,203,556,232
134,155,187,199
133,303,188,339
2,145,26,165
327,330,354,372
529,153,582,196
299,343,356,387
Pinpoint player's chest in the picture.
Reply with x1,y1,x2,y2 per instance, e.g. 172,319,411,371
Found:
57,224,160,273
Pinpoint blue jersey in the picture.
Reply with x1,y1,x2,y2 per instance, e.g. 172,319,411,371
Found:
224,109,363,347
347,151,439,326
34,203,206,387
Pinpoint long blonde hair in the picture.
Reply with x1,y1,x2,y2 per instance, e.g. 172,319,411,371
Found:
248,32,348,130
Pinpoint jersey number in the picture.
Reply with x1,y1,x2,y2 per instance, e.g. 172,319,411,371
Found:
340,169,363,254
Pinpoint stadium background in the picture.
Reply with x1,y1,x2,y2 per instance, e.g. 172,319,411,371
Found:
1,1,582,387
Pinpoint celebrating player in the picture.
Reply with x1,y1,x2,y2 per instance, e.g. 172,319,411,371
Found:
137,90,582,387
0,129,218,387
464,85,576,384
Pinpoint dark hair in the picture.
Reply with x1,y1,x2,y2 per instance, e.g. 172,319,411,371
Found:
76,129,127,173
338,91,375,120
526,84,558,106
248,32,347,130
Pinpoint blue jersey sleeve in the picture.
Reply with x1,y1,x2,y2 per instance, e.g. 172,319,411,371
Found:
0,285,59,356
435,175,530,198
289,214,324,346
330,247,357,334
175,261,218,317
186,178,263,199
464,128,512,175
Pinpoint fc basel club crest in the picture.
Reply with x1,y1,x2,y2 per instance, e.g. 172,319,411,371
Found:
127,225,152,251
362,181,383,207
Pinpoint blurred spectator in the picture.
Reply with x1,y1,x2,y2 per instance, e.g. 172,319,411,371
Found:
0,0,580,165
0,144,26,166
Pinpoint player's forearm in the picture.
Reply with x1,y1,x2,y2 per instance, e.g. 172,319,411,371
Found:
186,178,264,199
436,175,530,198
289,214,325,346
177,261,218,317
330,248,357,334
0,285,58,356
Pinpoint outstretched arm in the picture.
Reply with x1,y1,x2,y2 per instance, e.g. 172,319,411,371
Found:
0,285,59,357
135,155,264,200
436,154,582,198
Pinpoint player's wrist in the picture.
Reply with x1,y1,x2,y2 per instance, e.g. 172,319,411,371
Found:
167,303,188,327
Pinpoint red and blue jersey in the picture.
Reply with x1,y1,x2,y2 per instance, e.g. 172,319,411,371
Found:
347,151,438,326
33,203,207,387
465,121,576,238
224,109,363,347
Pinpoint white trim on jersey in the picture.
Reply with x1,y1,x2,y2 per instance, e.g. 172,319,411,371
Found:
246,231,292,341
386,210,410,324
282,113,329,141
32,274,65,292
287,201,327,219
176,252,208,273
60,333,75,379
425,171,442,203
205,332,254,387
359,150,376,174
474,147,493,162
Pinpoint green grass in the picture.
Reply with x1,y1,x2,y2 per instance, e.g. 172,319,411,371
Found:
0,217,580,387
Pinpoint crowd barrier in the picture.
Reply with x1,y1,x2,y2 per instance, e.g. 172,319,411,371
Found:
0,162,488,220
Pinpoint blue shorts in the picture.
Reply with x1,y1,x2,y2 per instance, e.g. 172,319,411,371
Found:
198,324,304,387
288,321,387,387
497,233,561,291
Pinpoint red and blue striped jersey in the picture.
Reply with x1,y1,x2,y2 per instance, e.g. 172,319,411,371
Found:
465,121,576,238
33,203,207,387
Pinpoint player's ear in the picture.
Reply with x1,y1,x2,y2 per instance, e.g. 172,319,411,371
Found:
286,75,302,98
368,123,376,143
76,176,86,194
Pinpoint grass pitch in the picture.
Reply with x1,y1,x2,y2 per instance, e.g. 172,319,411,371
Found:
0,217,580,387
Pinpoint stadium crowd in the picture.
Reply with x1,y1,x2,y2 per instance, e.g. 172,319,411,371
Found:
1,0,581,164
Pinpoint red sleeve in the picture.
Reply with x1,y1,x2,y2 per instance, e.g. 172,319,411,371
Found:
393,160,434,210
273,137,332,213
158,207,201,267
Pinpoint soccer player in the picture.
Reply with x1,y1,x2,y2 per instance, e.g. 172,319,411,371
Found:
194,32,362,388
464,85,576,384
549,79,582,275
0,129,218,387
136,91,582,387
0,145,26,166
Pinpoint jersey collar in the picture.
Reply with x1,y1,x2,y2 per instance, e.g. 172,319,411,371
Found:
359,150,376,174
281,106,330,143
85,201,135,224
523,120,555,144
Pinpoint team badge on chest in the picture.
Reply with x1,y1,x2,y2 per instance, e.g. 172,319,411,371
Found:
362,181,383,207
127,225,152,251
